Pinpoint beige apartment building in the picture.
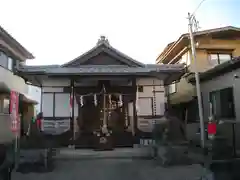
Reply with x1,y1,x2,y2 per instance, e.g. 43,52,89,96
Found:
156,26,240,123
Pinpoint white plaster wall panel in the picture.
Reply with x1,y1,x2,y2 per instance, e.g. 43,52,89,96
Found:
42,93,54,117
154,85,164,92
42,78,71,87
137,117,153,132
55,93,71,117
138,86,152,97
42,119,70,134
156,92,165,115
42,87,64,93
137,98,152,116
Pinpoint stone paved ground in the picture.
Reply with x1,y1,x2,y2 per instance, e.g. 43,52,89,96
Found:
12,158,210,180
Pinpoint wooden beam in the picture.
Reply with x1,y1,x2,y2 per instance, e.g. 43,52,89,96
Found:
132,78,138,137
71,86,135,94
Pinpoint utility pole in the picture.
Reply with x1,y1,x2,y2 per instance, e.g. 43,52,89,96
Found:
187,12,205,148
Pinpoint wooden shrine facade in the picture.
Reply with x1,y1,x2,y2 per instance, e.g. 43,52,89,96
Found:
17,36,185,148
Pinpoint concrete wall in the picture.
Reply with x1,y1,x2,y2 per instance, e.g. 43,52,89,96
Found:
185,68,240,148
200,68,240,148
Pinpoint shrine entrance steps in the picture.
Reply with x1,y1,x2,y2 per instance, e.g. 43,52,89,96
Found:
54,147,153,160
74,131,134,149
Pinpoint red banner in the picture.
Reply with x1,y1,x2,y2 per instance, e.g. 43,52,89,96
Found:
10,91,19,133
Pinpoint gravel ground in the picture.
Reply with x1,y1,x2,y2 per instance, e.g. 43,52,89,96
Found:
12,158,211,180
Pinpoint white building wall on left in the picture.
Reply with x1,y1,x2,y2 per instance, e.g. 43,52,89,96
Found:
0,66,28,94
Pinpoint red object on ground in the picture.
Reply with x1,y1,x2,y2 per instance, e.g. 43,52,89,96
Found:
36,119,42,129
208,122,217,135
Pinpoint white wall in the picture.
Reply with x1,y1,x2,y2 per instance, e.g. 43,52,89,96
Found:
136,78,165,116
28,85,41,113
0,65,28,94
136,78,165,132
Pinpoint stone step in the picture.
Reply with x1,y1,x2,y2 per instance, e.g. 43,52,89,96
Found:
54,147,153,160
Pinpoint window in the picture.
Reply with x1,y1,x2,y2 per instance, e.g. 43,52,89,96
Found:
209,53,232,66
169,82,176,94
42,92,71,117
42,93,54,116
138,86,143,92
0,51,8,68
209,87,235,119
55,93,70,117
0,51,14,71
3,99,10,114
8,57,13,70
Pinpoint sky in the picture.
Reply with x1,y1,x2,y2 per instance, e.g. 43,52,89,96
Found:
0,0,240,65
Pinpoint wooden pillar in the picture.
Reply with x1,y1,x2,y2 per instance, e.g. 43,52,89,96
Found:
164,84,170,113
70,79,75,143
132,78,138,137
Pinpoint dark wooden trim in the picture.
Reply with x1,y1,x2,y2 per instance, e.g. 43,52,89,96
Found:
42,85,70,88
140,84,163,87
40,85,43,112
43,91,66,93
138,115,164,119
72,86,135,94
198,48,235,53
43,117,71,120
132,78,138,134
53,93,56,117
71,80,74,140
152,90,164,93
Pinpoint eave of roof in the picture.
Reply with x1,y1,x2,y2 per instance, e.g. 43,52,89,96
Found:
188,56,240,83
156,26,240,64
18,64,185,76
0,26,34,59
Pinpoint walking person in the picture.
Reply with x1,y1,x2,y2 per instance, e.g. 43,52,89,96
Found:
152,113,169,165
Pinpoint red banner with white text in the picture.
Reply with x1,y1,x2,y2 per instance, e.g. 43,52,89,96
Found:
10,91,20,133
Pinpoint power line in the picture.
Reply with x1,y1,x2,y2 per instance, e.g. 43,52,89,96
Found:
192,0,207,17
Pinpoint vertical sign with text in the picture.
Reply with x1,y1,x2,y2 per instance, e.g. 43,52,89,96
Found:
10,91,19,134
